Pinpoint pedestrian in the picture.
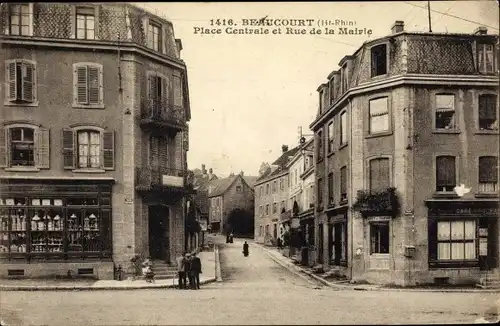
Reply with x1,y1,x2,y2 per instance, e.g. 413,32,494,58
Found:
184,253,193,289
190,251,202,289
175,252,187,289
277,237,282,249
243,241,249,257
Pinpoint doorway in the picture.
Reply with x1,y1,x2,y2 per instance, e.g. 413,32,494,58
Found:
333,223,342,266
318,224,324,264
148,205,169,261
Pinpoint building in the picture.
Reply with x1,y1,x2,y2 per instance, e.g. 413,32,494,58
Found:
0,3,192,279
310,21,499,287
254,145,299,245
208,172,256,234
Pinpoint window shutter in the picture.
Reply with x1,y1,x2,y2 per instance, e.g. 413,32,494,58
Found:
88,67,100,104
21,63,34,102
0,126,7,168
102,131,114,170
428,218,438,261
161,76,168,108
479,95,497,120
62,128,75,169
7,61,17,101
379,158,390,190
437,156,455,187
36,127,50,169
149,75,157,100
76,66,88,104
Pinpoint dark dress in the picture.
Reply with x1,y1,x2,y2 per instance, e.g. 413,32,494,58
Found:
243,243,249,256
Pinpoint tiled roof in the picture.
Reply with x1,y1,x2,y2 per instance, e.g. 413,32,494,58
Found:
256,146,300,183
208,176,237,198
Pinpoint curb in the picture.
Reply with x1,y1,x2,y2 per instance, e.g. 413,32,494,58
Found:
254,243,500,294
0,277,217,292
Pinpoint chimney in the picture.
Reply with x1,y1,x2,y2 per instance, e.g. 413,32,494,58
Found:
175,39,183,56
391,21,404,34
282,145,289,153
201,164,207,175
474,26,488,35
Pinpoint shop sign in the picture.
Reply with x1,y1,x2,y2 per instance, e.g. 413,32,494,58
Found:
431,207,499,216
367,216,391,222
162,175,184,187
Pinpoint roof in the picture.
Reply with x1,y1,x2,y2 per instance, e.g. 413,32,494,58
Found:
243,176,258,188
256,146,300,184
208,174,256,197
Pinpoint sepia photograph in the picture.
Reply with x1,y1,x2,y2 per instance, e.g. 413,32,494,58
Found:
0,1,499,325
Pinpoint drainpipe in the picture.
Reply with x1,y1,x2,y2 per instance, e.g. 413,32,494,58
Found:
348,98,354,280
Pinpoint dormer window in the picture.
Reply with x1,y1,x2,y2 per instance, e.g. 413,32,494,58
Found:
371,44,388,77
341,66,348,93
76,7,95,40
9,4,30,36
477,43,495,74
319,89,324,114
148,21,162,51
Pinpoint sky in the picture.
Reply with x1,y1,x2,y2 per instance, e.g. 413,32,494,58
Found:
135,1,499,177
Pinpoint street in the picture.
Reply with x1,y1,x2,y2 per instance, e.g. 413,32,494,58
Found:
0,236,498,325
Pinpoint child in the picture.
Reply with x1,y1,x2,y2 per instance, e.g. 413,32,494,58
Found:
142,258,155,283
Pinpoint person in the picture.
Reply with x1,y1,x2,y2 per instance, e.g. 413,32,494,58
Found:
189,251,202,289
243,241,249,256
229,232,234,243
141,258,155,283
277,237,282,249
184,253,193,289
175,253,187,289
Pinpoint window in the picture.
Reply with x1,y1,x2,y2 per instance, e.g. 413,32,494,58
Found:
147,22,162,51
478,94,498,131
259,206,263,216
272,181,277,193
73,63,103,107
369,158,390,192
6,60,36,104
173,74,184,108
316,130,323,161
341,66,348,93
319,90,324,114
317,178,324,206
273,203,277,214
436,156,456,192
265,204,269,215
281,200,285,212
435,94,456,130
437,220,476,260
328,172,334,204
280,178,284,191
265,225,269,236
9,4,30,36
329,79,335,104
369,97,389,134
370,222,389,254
478,156,498,193
340,166,347,202
477,43,495,74
371,44,387,77
76,7,95,40
0,126,50,169
340,112,347,145
62,128,114,171
327,121,334,153
147,74,168,114
149,136,169,168
236,185,242,192
259,225,263,236
266,183,269,195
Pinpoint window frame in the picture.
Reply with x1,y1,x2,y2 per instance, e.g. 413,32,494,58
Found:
327,120,334,154
5,3,33,37
477,42,496,74
317,178,324,207
370,42,389,78
476,91,499,134
365,155,393,192
434,154,458,194
339,110,348,148
72,63,104,109
367,95,391,137
327,172,334,205
316,129,324,162
477,156,499,195
432,92,459,133
369,221,390,254
340,166,348,203
75,6,96,40
435,219,477,262
147,20,162,52
71,5,99,40
4,59,38,107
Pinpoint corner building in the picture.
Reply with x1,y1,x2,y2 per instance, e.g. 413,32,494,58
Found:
311,21,499,286
0,3,192,279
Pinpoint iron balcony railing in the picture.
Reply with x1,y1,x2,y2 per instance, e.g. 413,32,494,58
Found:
140,98,186,129
136,166,186,189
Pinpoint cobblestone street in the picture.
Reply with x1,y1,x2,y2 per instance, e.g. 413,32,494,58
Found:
1,237,498,325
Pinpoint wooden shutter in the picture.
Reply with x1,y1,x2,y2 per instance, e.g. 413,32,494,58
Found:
7,61,17,102
340,167,346,195
0,126,7,168
62,128,75,169
370,158,390,192
436,156,455,188
161,76,168,109
159,137,168,167
21,62,34,102
76,66,88,104
88,67,100,104
102,131,114,170
36,127,50,169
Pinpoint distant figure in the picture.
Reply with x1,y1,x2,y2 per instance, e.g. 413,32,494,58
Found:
277,237,282,249
189,252,202,290
184,253,192,289
229,232,234,243
243,241,249,257
176,253,187,289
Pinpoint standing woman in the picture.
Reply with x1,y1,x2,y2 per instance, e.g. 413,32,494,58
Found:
243,241,249,257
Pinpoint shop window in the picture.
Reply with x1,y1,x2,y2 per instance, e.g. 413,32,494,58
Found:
371,44,387,77
435,94,456,130
327,121,334,153
62,128,114,170
340,166,347,202
73,63,103,107
147,21,162,52
437,220,476,260
478,156,498,193
340,111,348,146
76,7,95,40
370,222,389,254
6,59,36,104
369,97,389,134
436,156,456,192
477,43,495,74
9,4,30,36
478,94,498,131
0,125,50,169
369,158,390,192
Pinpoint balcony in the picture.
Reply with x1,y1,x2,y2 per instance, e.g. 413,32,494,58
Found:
136,167,194,196
353,187,401,217
139,99,187,134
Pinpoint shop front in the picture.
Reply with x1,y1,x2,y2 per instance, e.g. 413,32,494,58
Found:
426,200,499,284
0,179,114,279
299,208,315,266
326,207,348,268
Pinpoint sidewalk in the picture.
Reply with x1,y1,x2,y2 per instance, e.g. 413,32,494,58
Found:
0,250,218,291
252,242,500,293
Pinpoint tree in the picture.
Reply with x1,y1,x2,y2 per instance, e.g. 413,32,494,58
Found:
226,208,254,236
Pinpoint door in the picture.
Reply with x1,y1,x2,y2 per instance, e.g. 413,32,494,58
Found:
334,223,342,266
318,224,324,264
328,224,333,264
149,205,169,260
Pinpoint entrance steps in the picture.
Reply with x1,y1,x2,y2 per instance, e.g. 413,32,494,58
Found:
476,271,500,289
152,261,178,280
